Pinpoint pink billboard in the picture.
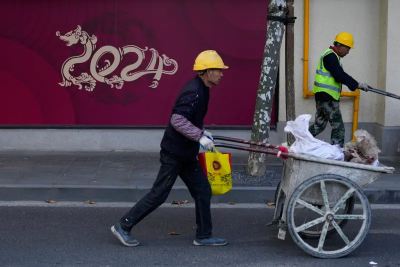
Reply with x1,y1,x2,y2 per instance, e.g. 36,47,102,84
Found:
0,0,276,126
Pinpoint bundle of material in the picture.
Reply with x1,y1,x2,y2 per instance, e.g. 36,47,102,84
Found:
343,130,381,165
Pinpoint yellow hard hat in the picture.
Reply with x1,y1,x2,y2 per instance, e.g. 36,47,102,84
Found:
334,32,354,49
193,50,229,71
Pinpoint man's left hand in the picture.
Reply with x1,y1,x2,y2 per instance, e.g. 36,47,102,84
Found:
358,83,370,92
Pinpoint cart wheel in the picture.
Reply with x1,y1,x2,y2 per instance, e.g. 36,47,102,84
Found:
299,195,355,239
287,174,371,259
274,181,355,239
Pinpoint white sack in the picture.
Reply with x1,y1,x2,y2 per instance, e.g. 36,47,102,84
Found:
284,114,344,161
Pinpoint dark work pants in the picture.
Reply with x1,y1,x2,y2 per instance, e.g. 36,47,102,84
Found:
308,100,345,146
119,152,213,239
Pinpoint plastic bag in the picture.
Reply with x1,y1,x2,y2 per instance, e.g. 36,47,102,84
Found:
284,114,344,161
198,148,232,195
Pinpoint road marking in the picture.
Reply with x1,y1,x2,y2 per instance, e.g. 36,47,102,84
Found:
0,201,400,209
0,201,272,209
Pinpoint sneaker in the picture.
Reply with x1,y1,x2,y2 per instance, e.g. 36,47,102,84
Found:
193,237,228,246
111,222,139,247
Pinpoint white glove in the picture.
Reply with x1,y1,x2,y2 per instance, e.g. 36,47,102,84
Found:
199,136,214,151
358,83,369,91
203,130,213,140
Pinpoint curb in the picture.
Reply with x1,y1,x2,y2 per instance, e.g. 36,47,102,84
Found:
0,185,400,204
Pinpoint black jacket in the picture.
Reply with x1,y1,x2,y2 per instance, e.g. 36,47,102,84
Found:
160,76,210,161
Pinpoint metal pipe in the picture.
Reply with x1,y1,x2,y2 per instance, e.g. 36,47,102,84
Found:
213,136,279,149
302,0,309,99
303,91,358,97
367,86,400,100
352,90,360,142
214,142,290,158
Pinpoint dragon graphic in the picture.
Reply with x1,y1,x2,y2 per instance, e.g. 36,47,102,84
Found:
56,25,178,91
56,25,98,91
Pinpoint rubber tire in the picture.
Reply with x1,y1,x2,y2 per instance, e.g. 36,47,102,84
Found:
286,174,371,259
274,180,355,239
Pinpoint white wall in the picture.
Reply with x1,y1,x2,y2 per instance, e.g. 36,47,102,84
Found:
279,0,381,124
383,0,400,126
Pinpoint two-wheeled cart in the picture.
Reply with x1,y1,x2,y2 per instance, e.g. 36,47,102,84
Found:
213,136,395,259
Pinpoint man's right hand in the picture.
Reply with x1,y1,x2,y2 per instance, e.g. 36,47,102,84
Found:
358,83,370,92
199,136,214,151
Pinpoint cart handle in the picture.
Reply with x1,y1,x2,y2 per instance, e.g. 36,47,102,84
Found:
213,136,280,149
214,142,290,159
367,86,400,100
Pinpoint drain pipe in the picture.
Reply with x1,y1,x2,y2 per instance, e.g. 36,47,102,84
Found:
302,0,309,99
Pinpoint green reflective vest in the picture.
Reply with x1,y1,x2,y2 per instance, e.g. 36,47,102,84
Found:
313,48,342,100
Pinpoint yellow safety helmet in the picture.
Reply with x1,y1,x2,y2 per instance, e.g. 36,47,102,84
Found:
334,32,354,49
193,50,229,71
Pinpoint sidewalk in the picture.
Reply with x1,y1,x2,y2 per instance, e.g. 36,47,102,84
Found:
0,150,399,204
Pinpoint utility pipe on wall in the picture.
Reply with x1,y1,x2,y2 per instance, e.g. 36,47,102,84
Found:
302,0,309,99
302,0,359,142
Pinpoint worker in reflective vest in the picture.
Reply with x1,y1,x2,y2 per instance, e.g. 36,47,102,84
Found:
308,32,370,147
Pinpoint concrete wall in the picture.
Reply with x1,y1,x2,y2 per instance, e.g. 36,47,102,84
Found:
0,123,372,153
0,129,253,155
383,0,400,126
377,0,388,126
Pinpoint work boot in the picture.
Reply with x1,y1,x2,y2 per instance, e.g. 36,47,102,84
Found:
111,222,139,247
193,237,228,246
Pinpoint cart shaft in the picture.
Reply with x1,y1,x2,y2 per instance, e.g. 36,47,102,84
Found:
213,136,279,149
214,142,290,158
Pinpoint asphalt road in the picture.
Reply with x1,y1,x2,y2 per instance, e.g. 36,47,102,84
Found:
0,203,400,267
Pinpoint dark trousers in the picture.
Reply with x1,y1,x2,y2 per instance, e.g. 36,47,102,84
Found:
119,152,213,239
308,100,345,146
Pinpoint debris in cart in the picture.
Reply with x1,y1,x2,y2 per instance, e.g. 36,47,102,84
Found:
344,129,381,166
